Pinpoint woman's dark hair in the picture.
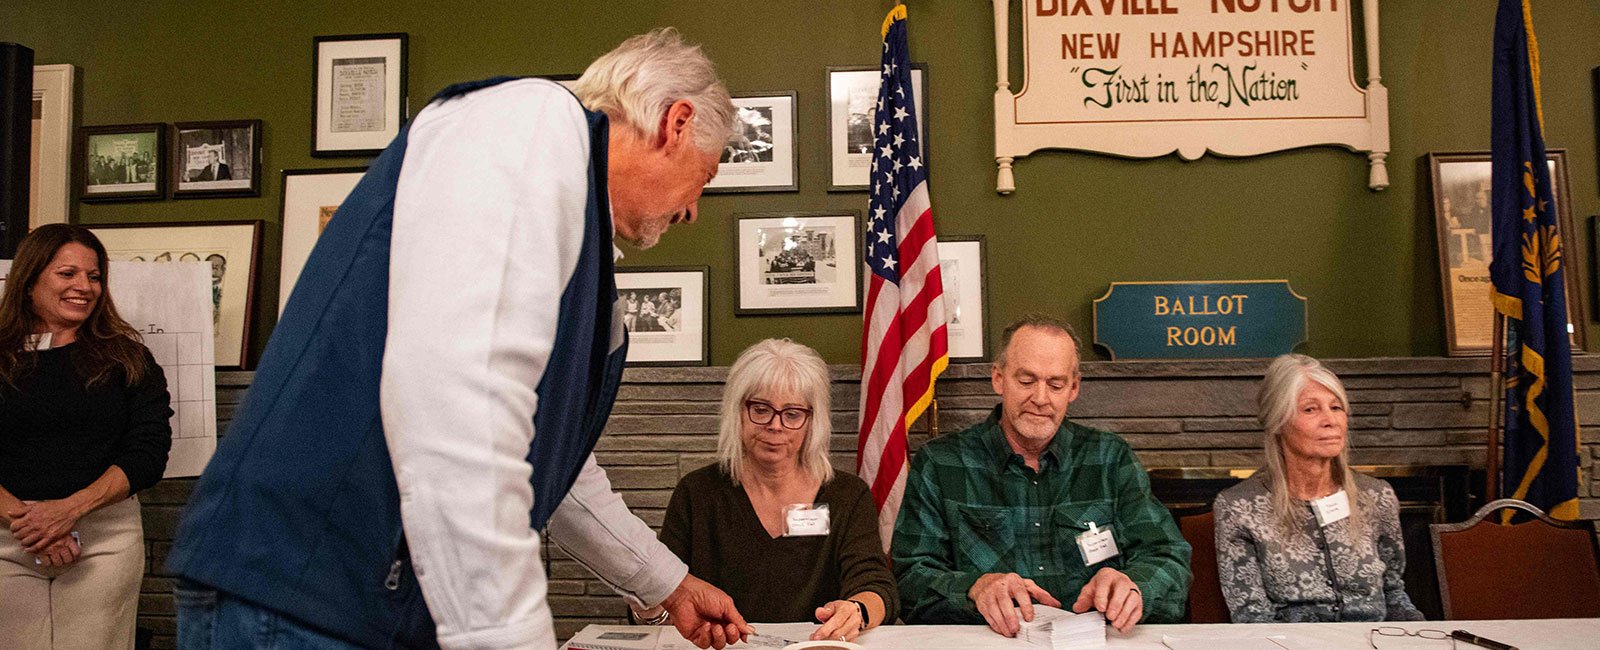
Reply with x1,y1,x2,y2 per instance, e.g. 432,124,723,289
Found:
0,224,149,387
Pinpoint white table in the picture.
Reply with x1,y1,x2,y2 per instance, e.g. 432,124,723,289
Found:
567,619,1599,650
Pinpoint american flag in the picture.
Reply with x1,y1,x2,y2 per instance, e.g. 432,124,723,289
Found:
857,4,948,552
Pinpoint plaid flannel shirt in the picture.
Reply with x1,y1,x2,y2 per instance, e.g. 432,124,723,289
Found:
890,407,1192,624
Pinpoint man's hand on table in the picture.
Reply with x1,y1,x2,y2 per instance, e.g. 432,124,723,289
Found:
967,572,1062,637
659,573,754,649
1070,567,1143,634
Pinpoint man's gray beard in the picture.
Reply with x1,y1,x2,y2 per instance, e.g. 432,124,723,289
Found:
627,215,671,250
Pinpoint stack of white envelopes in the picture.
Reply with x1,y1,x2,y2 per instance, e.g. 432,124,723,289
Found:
1018,606,1106,650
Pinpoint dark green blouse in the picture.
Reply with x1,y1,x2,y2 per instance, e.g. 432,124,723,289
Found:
660,464,899,624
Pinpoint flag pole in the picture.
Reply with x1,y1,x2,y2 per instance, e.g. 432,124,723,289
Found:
1486,311,1505,501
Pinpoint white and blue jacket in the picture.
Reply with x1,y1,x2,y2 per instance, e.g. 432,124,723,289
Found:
169,78,688,649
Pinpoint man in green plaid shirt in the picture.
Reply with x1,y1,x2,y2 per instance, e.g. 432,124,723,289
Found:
891,314,1191,637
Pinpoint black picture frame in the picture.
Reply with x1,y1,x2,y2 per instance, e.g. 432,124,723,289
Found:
704,90,800,194
615,266,711,367
734,210,863,316
76,123,166,202
171,120,262,199
312,32,408,158
826,63,928,192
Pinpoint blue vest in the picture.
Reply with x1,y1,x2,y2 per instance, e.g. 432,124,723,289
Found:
168,77,628,648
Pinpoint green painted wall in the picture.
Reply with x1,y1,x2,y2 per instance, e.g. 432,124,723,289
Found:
5,1,1599,365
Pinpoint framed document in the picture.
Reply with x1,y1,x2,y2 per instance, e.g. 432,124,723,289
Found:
826,64,926,191
939,236,989,361
1429,150,1585,355
87,221,263,368
735,211,861,315
279,167,367,313
171,120,261,198
313,33,408,157
704,91,798,194
616,266,710,366
77,123,165,202
32,64,76,226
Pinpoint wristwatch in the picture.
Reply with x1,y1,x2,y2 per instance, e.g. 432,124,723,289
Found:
847,599,869,630
637,608,670,626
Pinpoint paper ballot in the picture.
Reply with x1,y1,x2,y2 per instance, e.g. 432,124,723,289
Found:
1019,606,1106,650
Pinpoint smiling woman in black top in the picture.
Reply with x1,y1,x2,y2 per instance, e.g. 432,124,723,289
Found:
0,224,172,649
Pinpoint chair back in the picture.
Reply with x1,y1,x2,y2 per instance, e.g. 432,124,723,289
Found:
1430,498,1600,620
1178,510,1230,623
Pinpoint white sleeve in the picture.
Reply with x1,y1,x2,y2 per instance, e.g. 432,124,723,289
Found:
547,454,688,609
380,80,586,650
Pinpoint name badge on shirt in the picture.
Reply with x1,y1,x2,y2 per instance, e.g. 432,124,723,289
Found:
783,503,830,537
1076,521,1120,565
1311,490,1351,527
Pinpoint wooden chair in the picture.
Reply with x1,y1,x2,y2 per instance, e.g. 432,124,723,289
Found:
1177,510,1230,623
1430,498,1600,620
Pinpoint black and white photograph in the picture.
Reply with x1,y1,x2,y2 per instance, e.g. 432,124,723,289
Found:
172,120,261,198
314,33,407,157
736,211,861,315
616,267,709,366
705,92,798,193
827,64,926,190
77,123,165,201
1429,150,1584,355
756,225,837,286
939,236,989,361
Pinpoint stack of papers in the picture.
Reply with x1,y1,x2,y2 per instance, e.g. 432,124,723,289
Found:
1018,606,1106,649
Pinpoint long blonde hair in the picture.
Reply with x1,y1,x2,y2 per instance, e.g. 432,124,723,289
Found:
1257,354,1364,533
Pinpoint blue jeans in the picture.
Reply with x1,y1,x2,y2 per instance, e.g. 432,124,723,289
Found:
175,580,365,649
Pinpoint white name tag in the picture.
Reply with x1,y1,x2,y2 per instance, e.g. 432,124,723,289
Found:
1311,490,1351,527
1076,521,1120,565
783,503,830,537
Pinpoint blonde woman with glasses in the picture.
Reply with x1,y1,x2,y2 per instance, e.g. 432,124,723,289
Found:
633,339,896,644
1213,354,1424,623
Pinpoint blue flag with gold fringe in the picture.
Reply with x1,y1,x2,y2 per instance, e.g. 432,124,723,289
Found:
1488,0,1579,520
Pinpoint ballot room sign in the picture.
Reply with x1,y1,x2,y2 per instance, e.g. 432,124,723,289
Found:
1093,280,1307,360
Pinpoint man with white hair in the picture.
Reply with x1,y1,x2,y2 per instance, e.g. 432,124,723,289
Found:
170,29,750,649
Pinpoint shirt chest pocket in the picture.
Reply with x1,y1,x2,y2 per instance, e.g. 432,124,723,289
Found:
951,504,1019,572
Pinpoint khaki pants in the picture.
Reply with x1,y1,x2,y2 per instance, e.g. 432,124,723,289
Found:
0,496,145,649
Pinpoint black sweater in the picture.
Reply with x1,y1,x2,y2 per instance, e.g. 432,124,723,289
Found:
0,342,172,500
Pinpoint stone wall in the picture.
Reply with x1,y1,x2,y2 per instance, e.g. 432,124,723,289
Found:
134,357,1600,647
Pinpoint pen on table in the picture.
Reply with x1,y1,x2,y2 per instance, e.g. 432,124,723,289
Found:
1450,629,1517,650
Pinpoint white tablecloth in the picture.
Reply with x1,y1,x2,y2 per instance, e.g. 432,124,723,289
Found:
567,619,1599,650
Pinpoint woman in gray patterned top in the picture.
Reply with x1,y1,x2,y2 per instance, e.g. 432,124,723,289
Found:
1213,354,1424,623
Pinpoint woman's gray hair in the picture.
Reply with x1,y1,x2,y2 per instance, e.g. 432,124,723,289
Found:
572,28,736,154
717,338,834,486
1257,353,1364,533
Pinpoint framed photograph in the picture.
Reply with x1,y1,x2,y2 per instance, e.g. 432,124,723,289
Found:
616,266,709,366
939,236,989,362
704,91,798,193
32,64,76,226
77,123,165,201
1429,150,1585,355
735,211,861,315
86,221,263,368
827,64,926,191
279,167,367,313
313,33,408,157
171,120,261,198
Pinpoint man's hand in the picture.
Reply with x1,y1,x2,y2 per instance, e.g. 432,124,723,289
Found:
659,573,754,649
1069,567,1143,633
966,572,1061,637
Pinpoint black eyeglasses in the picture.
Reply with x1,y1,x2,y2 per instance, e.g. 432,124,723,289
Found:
745,400,811,430
1369,627,1451,649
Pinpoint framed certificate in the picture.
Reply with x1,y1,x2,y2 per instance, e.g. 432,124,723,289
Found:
313,33,408,157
